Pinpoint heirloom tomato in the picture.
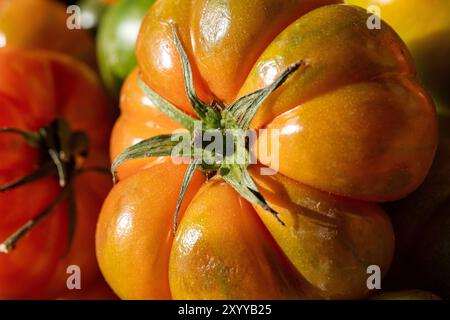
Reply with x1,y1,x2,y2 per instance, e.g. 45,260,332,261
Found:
0,48,113,299
0,0,97,67
97,2,437,300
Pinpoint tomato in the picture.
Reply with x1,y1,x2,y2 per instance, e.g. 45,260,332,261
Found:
370,290,441,300
97,3,436,300
0,48,113,299
345,0,450,109
97,0,155,98
0,0,97,68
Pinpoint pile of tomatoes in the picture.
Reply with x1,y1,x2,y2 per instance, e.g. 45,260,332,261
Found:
0,0,448,300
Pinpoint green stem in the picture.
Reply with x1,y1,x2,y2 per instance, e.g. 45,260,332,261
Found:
0,188,68,254
138,78,196,132
171,23,210,120
0,128,40,146
0,164,54,193
173,161,198,233
119,26,304,232
226,61,304,129
111,134,182,182
0,119,91,253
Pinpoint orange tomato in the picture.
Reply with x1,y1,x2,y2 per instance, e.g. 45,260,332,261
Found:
0,0,97,67
98,2,437,300
0,48,112,299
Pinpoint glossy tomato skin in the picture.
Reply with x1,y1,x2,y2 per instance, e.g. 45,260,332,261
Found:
110,68,181,181
97,0,155,98
169,176,309,300
136,2,437,202
240,5,436,202
96,160,205,299
170,171,393,299
248,167,394,299
0,48,112,299
136,0,341,112
99,2,435,300
0,0,96,67
346,0,450,108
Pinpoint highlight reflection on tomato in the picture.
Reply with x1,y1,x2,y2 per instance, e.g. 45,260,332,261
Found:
346,0,450,108
97,2,437,300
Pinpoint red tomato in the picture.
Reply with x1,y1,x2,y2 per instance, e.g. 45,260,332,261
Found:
0,48,113,299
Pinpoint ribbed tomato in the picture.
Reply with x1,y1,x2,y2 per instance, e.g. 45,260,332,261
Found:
97,2,437,299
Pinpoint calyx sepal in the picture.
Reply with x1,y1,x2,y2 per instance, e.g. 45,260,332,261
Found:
113,25,304,233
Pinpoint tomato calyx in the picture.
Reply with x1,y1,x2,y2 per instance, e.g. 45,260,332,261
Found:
0,119,105,254
112,25,304,233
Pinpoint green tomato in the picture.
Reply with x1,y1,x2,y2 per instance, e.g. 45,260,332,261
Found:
97,0,155,98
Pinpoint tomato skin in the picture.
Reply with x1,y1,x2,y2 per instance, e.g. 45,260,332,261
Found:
136,3,437,202
136,0,340,114
168,174,392,300
102,2,435,300
250,167,394,299
0,48,112,299
97,0,155,97
242,5,436,202
346,0,450,108
169,177,308,300
0,0,96,67
96,160,205,299
110,68,182,181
